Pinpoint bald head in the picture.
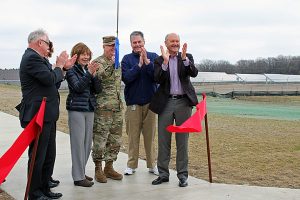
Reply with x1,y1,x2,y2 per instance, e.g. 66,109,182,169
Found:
164,33,180,56
165,33,180,42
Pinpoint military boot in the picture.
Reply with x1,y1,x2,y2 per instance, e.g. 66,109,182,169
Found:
104,161,123,180
94,161,107,183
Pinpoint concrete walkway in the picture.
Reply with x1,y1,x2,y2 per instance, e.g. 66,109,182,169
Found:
0,111,299,200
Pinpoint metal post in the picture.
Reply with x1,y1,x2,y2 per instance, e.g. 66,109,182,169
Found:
116,0,119,37
24,97,46,200
24,132,41,200
203,92,212,183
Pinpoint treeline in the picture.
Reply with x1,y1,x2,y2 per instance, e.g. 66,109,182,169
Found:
196,55,300,74
2,55,300,75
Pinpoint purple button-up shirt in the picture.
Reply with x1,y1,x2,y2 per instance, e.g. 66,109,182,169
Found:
162,56,190,95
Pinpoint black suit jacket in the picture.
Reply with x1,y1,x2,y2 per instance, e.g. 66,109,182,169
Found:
19,48,64,127
149,53,198,114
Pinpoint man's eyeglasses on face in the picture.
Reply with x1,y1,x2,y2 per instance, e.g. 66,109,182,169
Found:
41,39,50,46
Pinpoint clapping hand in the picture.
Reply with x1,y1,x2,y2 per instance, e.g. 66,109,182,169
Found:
111,55,115,64
181,43,187,60
56,51,68,69
138,47,150,67
55,51,77,70
64,54,77,69
87,62,99,76
160,45,170,65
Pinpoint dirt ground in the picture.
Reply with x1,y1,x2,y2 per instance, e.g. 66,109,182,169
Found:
0,83,300,199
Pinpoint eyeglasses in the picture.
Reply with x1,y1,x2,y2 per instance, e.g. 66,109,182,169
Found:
41,39,50,46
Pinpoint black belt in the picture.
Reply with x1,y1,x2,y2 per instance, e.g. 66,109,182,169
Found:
169,94,187,99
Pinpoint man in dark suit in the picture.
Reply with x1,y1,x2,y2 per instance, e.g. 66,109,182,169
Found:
19,29,76,200
149,33,198,187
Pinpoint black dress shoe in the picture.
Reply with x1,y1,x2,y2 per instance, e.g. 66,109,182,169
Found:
152,177,169,185
50,177,60,184
44,191,63,199
35,195,52,200
48,180,59,188
178,178,188,187
29,194,52,200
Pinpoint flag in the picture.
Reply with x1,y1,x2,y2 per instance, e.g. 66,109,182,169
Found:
0,98,46,184
115,37,120,69
166,94,207,133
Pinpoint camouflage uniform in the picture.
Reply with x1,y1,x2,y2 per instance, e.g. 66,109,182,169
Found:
92,54,123,163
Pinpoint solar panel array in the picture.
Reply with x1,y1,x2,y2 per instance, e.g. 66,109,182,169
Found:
192,72,300,83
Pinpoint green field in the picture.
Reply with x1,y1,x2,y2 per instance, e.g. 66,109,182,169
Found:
205,96,300,120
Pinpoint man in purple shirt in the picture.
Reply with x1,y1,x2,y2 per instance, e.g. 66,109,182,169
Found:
149,33,198,187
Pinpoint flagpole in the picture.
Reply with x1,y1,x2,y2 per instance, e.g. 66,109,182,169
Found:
115,0,120,69
24,129,41,200
204,114,212,183
116,0,119,37
203,93,212,183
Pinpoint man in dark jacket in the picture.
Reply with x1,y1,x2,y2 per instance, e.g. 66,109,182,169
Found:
19,29,76,200
121,31,159,176
149,33,198,187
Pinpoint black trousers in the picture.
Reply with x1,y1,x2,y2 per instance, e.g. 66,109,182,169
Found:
26,121,56,198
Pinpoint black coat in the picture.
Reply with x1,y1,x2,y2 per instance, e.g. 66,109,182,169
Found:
66,64,102,112
19,48,64,127
149,53,198,114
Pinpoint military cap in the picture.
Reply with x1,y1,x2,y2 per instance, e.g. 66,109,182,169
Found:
103,36,116,45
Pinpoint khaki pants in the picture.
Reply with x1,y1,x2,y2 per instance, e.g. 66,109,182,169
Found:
125,103,156,169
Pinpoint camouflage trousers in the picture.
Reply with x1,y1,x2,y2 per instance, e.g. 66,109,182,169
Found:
92,109,123,162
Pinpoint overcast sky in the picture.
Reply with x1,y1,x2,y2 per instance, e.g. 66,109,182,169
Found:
1,0,300,69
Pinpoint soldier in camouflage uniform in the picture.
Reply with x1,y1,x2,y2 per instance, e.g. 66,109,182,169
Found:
92,36,123,183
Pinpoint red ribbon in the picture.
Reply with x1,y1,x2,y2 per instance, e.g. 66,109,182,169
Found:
166,94,207,133
0,99,46,184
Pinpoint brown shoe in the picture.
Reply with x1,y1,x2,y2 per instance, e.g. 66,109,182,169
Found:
104,161,123,180
74,179,94,187
94,161,107,183
85,175,93,181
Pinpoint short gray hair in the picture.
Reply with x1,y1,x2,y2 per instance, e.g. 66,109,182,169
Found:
130,31,144,42
28,29,47,43
165,33,180,41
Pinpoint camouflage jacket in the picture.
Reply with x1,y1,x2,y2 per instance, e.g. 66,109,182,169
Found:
93,54,122,111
